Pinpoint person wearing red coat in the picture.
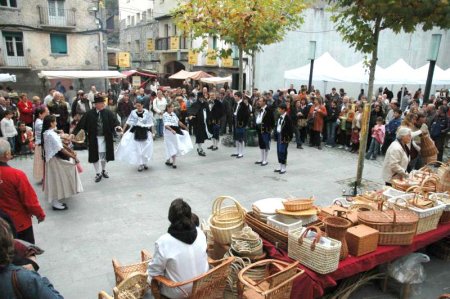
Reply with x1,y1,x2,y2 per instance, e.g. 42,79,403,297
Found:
0,139,45,244
17,93,33,127
308,97,327,150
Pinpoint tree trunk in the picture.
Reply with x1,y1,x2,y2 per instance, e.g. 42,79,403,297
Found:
239,47,244,92
356,17,381,186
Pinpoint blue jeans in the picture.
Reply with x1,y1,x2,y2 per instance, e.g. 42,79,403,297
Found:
366,138,381,159
326,121,337,146
156,119,164,137
294,127,303,146
7,136,15,153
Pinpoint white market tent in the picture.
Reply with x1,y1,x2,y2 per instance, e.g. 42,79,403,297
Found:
169,70,212,80
284,52,450,86
200,76,232,84
38,70,126,79
0,73,16,83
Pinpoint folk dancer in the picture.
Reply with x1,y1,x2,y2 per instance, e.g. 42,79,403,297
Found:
255,97,274,166
188,95,212,156
274,103,293,174
231,92,250,158
207,92,225,151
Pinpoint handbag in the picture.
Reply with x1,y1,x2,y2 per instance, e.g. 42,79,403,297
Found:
297,118,307,128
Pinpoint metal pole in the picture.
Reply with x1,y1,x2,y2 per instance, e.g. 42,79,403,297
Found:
308,59,314,92
424,60,436,104
400,85,405,109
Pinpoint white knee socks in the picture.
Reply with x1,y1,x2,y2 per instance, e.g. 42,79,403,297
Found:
263,149,269,163
93,161,100,174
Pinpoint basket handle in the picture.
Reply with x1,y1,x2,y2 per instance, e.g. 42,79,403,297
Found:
393,196,409,207
298,226,322,251
332,199,344,207
212,196,245,216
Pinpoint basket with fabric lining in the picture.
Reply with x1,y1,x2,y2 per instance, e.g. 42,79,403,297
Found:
283,197,314,211
358,208,418,245
288,226,341,274
388,194,445,234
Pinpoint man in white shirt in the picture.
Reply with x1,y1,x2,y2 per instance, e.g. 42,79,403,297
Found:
87,85,97,103
43,88,55,106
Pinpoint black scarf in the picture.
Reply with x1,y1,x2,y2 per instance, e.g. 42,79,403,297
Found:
168,223,197,245
398,139,410,158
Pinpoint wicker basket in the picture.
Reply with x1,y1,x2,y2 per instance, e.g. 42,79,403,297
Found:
245,211,288,250
283,197,314,211
437,162,450,192
288,226,341,274
267,214,303,233
209,215,244,245
388,194,446,235
358,208,418,245
346,224,379,257
231,227,263,257
420,133,439,158
431,192,450,224
322,216,352,260
211,196,246,228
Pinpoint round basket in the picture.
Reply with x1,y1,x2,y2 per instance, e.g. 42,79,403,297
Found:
208,215,244,245
211,196,246,228
283,197,314,211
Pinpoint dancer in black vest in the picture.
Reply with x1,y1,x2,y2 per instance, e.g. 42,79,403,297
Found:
207,92,225,151
188,95,211,156
231,92,251,158
255,97,275,166
274,103,293,174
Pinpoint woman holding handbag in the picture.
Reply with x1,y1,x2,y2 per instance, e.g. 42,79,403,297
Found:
42,115,83,211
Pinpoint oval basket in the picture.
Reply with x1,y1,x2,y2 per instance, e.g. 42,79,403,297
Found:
211,196,246,228
283,197,314,211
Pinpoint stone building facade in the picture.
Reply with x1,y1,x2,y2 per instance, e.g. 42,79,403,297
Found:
0,0,104,95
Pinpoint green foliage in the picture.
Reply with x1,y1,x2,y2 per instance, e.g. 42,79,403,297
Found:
173,0,309,55
330,0,450,55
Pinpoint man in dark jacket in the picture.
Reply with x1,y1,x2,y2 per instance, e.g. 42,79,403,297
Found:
73,95,121,182
430,106,449,162
231,91,251,158
274,103,293,174
207,92,225,151
325,100,339,147
255,97,274,166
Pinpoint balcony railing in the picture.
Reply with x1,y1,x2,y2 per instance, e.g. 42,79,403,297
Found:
38,6,76,28
155,36,188,51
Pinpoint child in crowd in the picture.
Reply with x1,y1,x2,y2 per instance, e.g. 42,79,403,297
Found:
15,122,34,155
0,110,17,153
366,116,385,160
350,127,360,153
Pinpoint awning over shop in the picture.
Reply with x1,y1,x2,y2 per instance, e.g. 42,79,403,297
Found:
0,73,16,82
121,69,157,78
38,70,126,79
169,70,212,80
200,76,232,84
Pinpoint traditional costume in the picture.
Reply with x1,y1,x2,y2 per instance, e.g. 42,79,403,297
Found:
163,111,193,167
73,96,120,182
33,118,44,182
231,98,250,158
207,98,225,151
188,98,211,156
116,108,154,171
43,129,83,209
274,107,293,174
255,104,275,166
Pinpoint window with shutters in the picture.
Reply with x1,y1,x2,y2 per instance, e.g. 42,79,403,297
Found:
50,33,67,54
0,0,17,8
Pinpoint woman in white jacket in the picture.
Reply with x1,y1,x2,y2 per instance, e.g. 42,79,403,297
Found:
382,126,412,185
148,199,209,299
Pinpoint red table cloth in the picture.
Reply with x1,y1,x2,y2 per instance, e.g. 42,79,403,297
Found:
264,222,450,299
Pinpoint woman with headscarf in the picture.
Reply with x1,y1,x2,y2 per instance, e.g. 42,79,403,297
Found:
382,127,412,186
148,199,209,298
42,115,83,210
116,99,154,172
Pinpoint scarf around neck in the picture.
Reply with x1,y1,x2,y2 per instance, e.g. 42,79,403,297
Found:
168,223,198,245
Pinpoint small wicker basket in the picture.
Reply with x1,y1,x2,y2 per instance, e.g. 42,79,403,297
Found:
283,197,314,212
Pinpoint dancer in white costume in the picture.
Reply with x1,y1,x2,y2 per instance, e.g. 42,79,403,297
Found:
163,103,193,168
116,100,154,171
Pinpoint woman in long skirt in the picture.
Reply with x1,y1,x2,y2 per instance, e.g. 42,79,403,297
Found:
33,106,48,183
116,100,154,171
163,103,193,168
42,115,83,210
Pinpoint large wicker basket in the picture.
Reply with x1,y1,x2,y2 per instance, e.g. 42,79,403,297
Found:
283,197,314,211
288,226,341,274
429,193,450,224
209,196,246,245
245,211,288,250
437,162,450,192
358,208,418,245
388,194,446,235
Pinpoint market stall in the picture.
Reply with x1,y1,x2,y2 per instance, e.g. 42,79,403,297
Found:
204,162,450,298
0,73,17,83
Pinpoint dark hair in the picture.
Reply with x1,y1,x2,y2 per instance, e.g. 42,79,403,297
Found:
41,115,57,159
234,91,242,98
34,106,46,119
168,198,194,229
376,116,383,123
0,218,14,267
191,213,199,227
166,103,174,111
4,109,14,116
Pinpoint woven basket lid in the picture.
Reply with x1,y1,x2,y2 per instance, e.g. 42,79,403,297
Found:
358,210,418,224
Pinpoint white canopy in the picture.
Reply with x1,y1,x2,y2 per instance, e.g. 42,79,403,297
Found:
200,76,232,84
0,73,16,83
38,70,126,79
284,52,347,82
169,70,212,80
284,53,450,86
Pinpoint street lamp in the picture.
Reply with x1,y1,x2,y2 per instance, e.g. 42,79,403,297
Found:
424,34,442,103
308,40,316,93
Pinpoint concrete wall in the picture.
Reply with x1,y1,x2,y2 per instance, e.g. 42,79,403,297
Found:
255,7,450,97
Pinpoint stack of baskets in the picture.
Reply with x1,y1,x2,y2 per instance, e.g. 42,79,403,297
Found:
230,227,263,257
388,193,446,235
245,211,289,250
208,196,246,245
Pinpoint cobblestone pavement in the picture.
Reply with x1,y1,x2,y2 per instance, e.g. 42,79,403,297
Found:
9,137,449,298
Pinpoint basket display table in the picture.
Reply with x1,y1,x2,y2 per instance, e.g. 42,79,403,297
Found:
264,222,450,299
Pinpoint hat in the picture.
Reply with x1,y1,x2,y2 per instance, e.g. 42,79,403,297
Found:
278,103,287,110
93,95,105,103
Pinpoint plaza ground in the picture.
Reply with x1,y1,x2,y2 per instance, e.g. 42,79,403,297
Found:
10,137,450,298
